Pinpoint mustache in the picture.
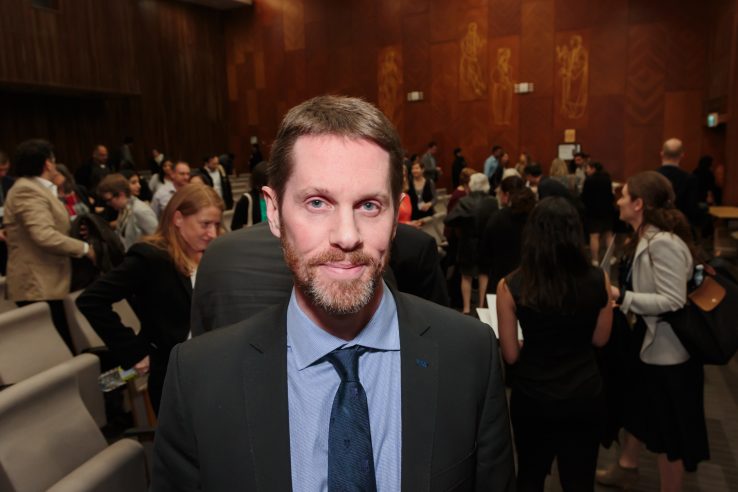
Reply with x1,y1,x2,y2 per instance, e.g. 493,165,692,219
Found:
306,249,378,268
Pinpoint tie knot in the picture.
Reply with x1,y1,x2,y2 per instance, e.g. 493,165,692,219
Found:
324,346,366,382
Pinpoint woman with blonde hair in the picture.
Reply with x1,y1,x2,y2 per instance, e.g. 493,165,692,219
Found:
550,157,582,195
77,184,224,413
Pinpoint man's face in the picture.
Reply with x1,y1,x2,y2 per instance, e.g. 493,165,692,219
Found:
172,164,191,188
206,156,219,171
574,155,584,167
0,160,9,178
93,146,108,165
101,191,129,211
494,148,504,158
263,135,397,317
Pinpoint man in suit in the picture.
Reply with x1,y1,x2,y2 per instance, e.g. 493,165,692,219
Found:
74,144,111,193
152,96,514,491
656,138,700,226
190,221,449,335
4,139,96,350
199,154,233,210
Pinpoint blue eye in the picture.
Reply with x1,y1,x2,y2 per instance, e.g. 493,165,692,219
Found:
361,202,379,211
308,199,324,208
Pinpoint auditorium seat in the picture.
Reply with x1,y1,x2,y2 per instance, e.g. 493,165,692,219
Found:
0,303,106,427
0,361,147,492
63,291,141,355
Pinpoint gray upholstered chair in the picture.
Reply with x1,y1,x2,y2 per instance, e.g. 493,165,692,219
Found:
0,302,106,427
0,361,147,492
63,290,141,355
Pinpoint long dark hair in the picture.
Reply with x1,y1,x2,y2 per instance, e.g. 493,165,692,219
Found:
623,171,697,261
515,196,589,312
500,176,536,216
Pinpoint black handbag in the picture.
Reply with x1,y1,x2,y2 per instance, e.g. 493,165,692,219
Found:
662,269,738,365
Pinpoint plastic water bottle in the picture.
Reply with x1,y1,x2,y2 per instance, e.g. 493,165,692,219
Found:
693,265,705,287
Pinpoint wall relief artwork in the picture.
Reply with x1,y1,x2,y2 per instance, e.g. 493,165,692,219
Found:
491,47,514,125
556,34,589,119
460,22,487,99
378,47,403,127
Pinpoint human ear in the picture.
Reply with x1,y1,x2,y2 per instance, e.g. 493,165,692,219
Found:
261,186,282,238
173,210,184,227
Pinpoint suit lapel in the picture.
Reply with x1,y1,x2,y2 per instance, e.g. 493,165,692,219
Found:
241,303,293,491
395,290,439,491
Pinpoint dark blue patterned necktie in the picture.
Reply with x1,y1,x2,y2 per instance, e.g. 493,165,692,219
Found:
324,346,377,492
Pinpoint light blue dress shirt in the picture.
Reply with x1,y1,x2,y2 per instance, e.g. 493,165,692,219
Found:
484,155,499,179
286,283,402,492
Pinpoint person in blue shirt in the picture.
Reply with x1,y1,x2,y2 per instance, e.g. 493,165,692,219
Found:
484,144,504,190
152,95,515,491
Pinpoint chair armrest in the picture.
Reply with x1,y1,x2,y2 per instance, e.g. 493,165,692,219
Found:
47,439,147,492
63,354,106,428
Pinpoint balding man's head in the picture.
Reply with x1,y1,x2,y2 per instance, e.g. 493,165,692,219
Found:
93,145,108,165
661,138,684,163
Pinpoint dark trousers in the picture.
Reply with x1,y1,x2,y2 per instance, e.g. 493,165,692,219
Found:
16,300,75,353
511,390,604,492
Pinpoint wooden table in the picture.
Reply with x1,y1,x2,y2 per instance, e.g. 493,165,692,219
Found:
709,207,738,257
709,206,738,219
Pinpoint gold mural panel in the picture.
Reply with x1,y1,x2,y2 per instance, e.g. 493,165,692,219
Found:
491,46,514,125
556,33,589,120
377,46,403,129
459,21,488,100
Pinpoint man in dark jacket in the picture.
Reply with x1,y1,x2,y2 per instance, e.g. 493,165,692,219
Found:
200,154,233,210
657,138,700,226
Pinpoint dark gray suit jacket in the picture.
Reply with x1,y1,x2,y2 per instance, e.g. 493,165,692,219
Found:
152,289,514,491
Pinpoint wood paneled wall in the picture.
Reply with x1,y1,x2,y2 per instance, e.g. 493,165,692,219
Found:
225,0,734,199
0,0,227,171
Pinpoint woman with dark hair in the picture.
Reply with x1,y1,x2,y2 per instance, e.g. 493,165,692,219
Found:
497,196,613,491
148,158,173,194
120,168,152,202
77,184,224,413
52,164,92,219
597,171,707,491
581,161,614,265
408,159,437,220
445,173,498,314
481,175,536,288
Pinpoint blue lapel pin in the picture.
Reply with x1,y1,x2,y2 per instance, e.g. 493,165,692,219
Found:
415,358,429,368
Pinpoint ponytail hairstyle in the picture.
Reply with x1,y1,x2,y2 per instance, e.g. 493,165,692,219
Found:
623,171,698,261
499,175,536,216
143,183,225,275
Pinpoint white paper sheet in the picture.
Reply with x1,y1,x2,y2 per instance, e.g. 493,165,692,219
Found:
483,294,523,340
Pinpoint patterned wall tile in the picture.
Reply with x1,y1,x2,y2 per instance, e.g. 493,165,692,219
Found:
488,0,521,36
521,0,554,97
625,24,667,127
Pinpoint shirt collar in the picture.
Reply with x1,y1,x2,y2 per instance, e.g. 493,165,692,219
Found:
33,176,58,196
286,281,400,371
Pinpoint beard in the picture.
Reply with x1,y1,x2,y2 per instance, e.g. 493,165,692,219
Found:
281,231,387,317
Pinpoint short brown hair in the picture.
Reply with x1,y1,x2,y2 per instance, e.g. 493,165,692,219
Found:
97,173,131,198
268,95,404,209
143,183,224,275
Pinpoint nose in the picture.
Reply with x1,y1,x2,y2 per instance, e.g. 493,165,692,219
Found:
205,224,218,240
329,207,362,251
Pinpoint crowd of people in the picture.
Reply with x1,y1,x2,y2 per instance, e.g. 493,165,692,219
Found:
0,95,727,491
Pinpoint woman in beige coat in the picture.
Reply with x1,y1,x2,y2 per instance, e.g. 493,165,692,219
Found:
598,171,707,492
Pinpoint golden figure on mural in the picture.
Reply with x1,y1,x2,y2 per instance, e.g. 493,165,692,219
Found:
378,48,402,125
557,34,589,119
460,22,487,97
491,47,513,125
